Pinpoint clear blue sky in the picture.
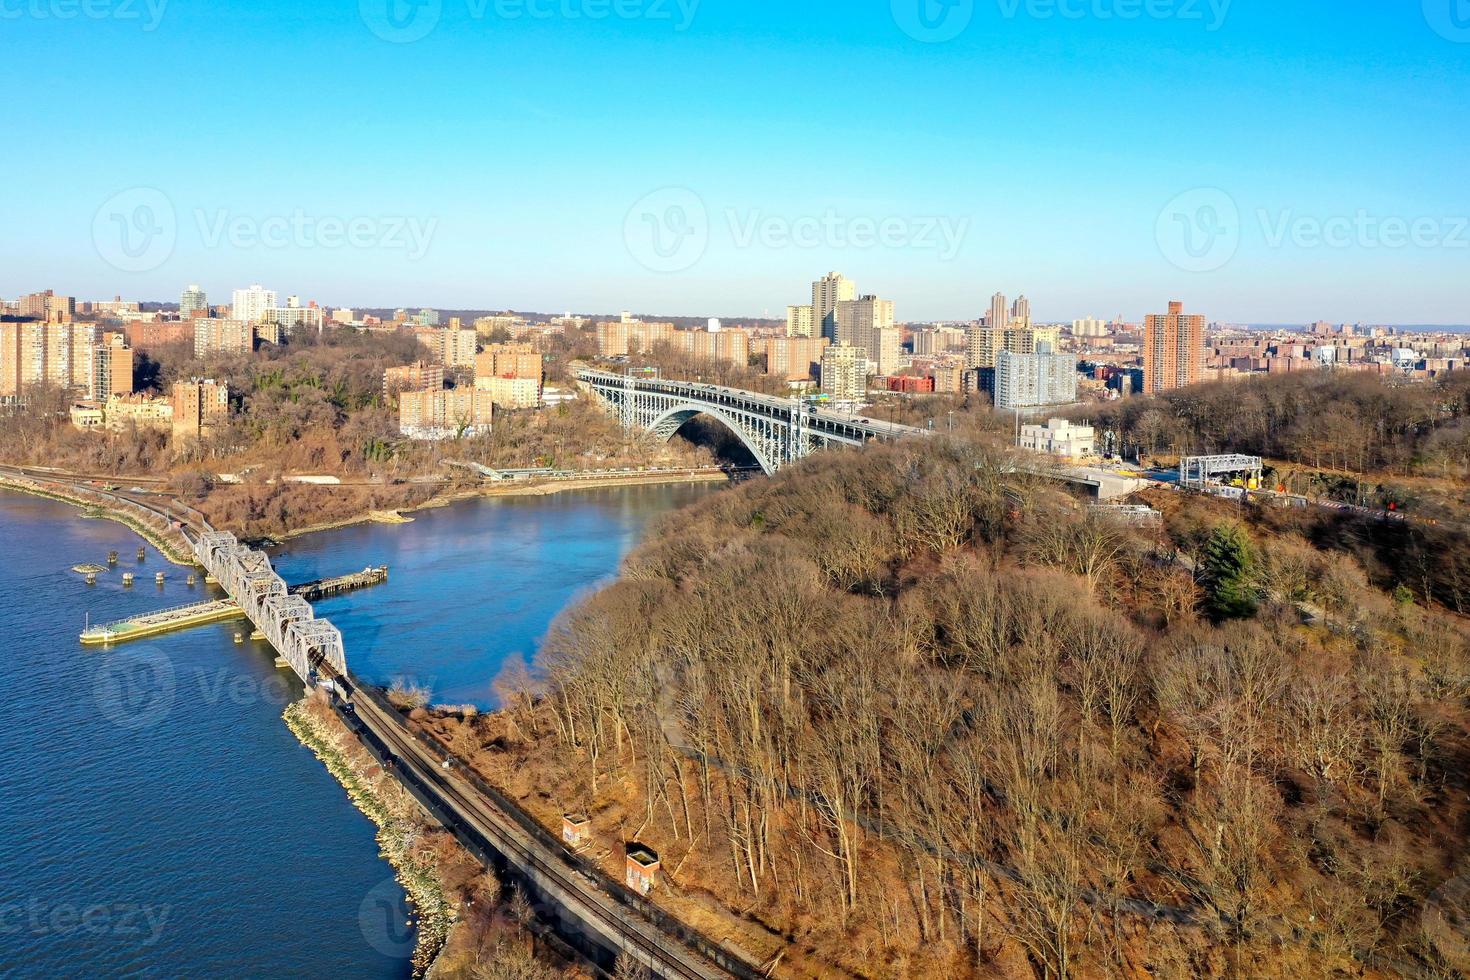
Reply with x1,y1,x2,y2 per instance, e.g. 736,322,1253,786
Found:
2,0,1467,323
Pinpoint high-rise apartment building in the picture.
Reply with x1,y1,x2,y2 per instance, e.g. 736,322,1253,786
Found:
813,272,857,343
398,387,495,439
761,336,829,381
1143,300,1206,393
194,319,255,357
477,375,541,410
180,285,209,320
913,327,966,356
1011,295,1031,327
834,295,895,365
786,305,815,339
1072,316,1108,338
820,345,867,402
264,305,323,336
383,362,446,398
170,379,229,442
869,326,904,376
231,285,277,324
994,344,1077,411
594,319,676,357
0,321,97,396
92,333,134,400
989,292,1007,331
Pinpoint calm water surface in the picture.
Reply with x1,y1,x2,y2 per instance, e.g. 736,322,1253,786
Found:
0,483,710,977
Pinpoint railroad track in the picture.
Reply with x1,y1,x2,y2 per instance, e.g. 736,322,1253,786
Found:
342,681,736,980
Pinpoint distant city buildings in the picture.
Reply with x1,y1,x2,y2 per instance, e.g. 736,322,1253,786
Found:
995,343,1077,411
180,285,209,319
0,321,133,400
170,379,230,442
813,272,857,343
230,284,277,324
786,304,815,339
819,345,867,401
1143,300,1206,393
398,387,494,439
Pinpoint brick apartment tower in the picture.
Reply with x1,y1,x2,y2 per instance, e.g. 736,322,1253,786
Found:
1143,300,1205,394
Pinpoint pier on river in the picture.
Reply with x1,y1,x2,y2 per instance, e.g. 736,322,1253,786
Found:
80,566,389,646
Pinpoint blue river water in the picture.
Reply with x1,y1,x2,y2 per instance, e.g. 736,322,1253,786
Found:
0,483,711,977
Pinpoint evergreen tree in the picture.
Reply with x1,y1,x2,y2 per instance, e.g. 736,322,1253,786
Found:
1201,523,1259,620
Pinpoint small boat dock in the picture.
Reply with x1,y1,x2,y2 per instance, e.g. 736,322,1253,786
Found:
80,565,389,646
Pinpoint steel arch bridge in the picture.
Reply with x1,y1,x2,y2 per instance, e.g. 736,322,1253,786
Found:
578,370,926,474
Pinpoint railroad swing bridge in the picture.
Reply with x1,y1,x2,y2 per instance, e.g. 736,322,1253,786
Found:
193,530,346,683
578,370,926,474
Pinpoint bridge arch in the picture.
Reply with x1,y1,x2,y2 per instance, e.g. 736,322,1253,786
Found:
648,402,779,475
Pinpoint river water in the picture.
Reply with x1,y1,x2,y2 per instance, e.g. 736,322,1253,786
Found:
0,483,711,977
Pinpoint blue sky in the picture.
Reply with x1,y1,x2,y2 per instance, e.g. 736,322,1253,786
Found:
2,0,1467,323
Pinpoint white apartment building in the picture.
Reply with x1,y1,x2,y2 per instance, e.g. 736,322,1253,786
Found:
1019,418,1096,458
231,284,277,324
994,344,1077,411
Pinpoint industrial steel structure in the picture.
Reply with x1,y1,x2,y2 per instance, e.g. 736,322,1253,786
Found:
578,369,925,473
1179,454,1264,490
194,529,346,682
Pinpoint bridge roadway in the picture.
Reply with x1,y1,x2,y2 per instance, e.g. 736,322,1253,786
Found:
62,480,743,979
579,369,928,473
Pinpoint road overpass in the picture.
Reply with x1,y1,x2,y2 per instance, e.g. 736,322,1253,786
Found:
578,370,926,474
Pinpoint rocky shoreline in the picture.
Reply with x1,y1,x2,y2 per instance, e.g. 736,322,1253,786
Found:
284,697,458,978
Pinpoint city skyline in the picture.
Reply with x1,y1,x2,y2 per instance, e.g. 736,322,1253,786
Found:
3,3,1466,323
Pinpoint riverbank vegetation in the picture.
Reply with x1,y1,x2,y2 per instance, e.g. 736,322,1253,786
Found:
412,436,1470,978
285,696,590,979
0,326,714,538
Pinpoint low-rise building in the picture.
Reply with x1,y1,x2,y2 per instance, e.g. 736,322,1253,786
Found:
1019,418,1096,458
